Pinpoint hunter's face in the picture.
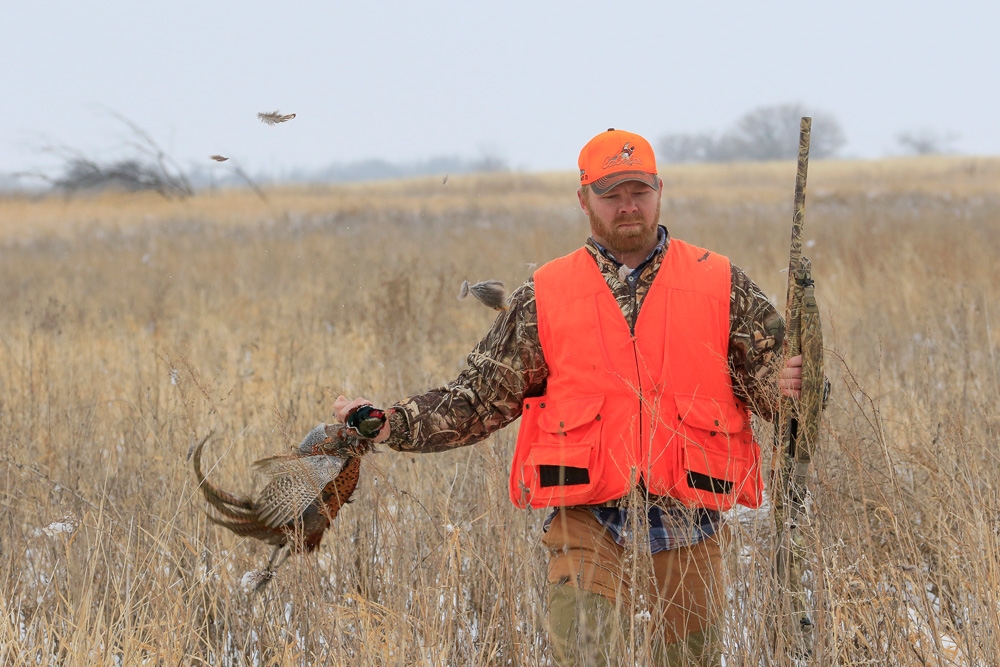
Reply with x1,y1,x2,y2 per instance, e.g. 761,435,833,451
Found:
580,180,662,256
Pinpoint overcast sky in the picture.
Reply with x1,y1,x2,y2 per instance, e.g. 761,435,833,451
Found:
1,1,995,178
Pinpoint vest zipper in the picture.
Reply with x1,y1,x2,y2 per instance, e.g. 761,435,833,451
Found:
626,274,645,489
631,336,645,490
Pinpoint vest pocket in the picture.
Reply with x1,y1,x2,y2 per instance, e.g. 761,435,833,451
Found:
518,394,606,507
672,393,758,510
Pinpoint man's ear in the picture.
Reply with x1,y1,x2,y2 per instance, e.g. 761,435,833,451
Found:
577,187,590,214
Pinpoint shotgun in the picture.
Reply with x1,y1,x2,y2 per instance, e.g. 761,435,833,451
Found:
773,116,826,657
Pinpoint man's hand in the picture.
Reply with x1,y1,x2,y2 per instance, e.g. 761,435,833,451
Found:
333,395,390,443
779,355,803,399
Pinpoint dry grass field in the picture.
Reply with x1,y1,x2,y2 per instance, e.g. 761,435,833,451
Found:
1,156,998,665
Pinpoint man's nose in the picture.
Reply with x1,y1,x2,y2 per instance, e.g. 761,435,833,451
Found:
619,195,639,213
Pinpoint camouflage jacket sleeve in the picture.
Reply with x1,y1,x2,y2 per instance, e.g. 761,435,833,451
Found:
728,263,785,422
383,280,548,453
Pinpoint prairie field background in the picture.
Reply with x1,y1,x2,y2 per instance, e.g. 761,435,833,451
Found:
1,157,999,665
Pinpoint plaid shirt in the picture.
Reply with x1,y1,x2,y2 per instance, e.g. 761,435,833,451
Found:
544,505,720,553
384,225,784,553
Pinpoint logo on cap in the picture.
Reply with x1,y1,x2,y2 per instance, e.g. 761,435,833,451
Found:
603,142,642,170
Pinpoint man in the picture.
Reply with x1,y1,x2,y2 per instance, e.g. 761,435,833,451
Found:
336,129,802,666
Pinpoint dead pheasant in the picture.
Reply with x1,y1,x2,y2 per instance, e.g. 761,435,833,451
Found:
189,406,385,590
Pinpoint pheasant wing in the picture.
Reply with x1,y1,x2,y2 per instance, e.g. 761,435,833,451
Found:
253,455,346,529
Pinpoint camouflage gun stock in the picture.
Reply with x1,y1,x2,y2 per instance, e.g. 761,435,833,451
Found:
772,116,825,658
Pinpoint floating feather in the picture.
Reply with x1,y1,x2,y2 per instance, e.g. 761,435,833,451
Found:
459,279,508,311
257,111,297,126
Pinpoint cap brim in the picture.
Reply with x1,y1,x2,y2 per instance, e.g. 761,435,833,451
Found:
589,171,659,196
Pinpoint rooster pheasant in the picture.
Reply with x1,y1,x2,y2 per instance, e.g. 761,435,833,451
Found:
189,407,385,590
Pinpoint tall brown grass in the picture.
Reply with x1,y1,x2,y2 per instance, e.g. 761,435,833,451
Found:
1,157,998,665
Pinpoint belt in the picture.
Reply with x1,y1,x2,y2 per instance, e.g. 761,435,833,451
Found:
587,493,683,510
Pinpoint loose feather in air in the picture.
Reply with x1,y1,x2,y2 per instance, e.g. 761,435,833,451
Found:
459,279,508,311
257,111,297,125
210,155,229,162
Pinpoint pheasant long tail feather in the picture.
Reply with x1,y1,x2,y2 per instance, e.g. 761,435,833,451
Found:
189,433,256,515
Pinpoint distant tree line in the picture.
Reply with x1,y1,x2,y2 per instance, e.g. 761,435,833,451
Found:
1,106,965,196
659,103,962,163
275,152,508,185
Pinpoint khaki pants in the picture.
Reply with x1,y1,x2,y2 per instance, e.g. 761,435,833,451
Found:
543,508,725,667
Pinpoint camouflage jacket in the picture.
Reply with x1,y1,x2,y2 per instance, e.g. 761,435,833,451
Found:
385,226,784,452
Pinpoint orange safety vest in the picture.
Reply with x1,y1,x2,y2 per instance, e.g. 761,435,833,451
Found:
508,239,763,511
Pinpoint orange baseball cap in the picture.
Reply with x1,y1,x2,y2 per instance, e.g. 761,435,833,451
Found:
578,128,659,195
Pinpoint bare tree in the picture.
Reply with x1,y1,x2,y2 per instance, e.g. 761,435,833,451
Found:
658,103,846,163
12,111,193,198
105,110,193,193
895,128,959,155
724,103,846,160
53,157,191,197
